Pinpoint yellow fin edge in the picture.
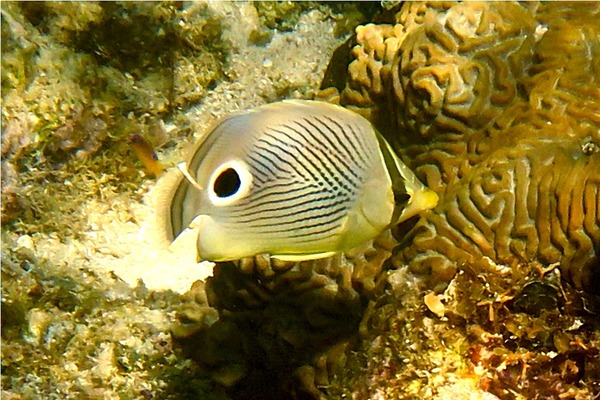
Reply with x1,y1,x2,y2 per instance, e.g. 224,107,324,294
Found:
271,251,337,262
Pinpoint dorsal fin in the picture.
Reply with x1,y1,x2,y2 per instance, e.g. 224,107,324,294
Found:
375,131,439,224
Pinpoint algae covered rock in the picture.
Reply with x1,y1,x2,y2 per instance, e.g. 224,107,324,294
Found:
0,1,227,232
0,231,226,399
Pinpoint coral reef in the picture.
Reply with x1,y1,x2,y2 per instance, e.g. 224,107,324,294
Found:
327,259,600,399
1,230,227,399
324,1,600,293
4,1,598,399
173,231,397,398
2,2,378,399
314,2,600,399
398,136,599,292
173,3,600,399
1,1,226,231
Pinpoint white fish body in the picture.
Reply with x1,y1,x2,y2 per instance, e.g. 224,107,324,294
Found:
157,100,438,262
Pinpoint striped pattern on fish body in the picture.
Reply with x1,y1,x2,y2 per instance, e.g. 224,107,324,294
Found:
158,100,439,262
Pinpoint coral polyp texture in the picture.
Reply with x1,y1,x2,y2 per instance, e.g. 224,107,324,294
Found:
329,1,600,293
174,231,398,397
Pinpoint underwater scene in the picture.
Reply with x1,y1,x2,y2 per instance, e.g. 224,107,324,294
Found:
1,2,599,399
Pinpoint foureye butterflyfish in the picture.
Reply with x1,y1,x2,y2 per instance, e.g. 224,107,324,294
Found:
156,100,438,262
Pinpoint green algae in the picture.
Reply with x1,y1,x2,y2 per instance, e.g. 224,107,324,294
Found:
1,1,226,164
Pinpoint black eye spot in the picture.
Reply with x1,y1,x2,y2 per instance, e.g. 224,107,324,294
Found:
213,168,241,198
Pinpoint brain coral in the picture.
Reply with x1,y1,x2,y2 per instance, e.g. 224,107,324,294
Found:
174,231,397,396
327,1,600,293
397,136,600,291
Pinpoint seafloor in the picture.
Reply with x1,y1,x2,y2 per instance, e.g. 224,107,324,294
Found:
2,2,599,400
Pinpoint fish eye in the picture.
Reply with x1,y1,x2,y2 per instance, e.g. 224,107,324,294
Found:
208,159,253,206
213,168,241,198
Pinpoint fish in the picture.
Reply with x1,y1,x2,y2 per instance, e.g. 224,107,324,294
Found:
156,100,439,262
130,134,164,177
